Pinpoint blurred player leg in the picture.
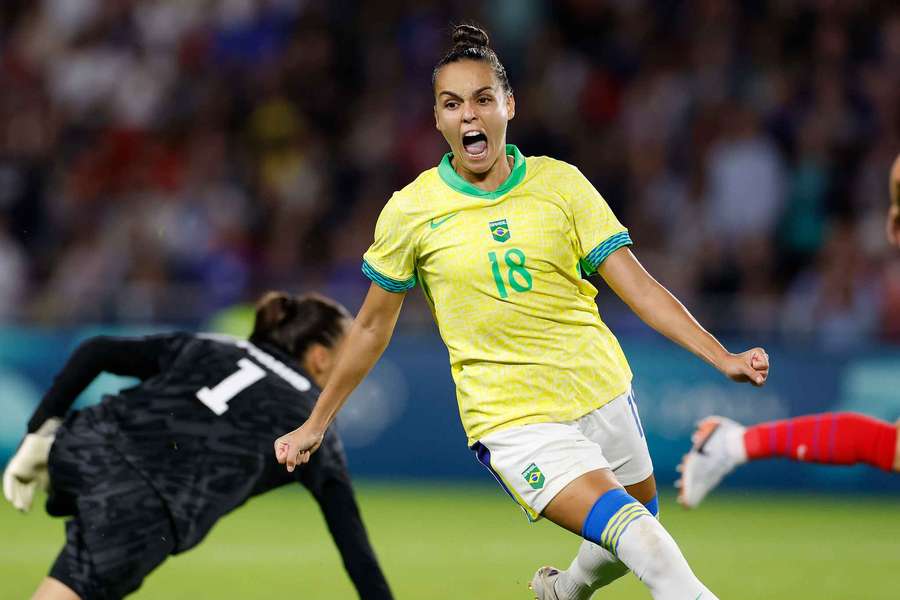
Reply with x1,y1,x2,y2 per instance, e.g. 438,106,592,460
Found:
743,413,897,469
678,413,899,508
32,577,80,600
677,416,746,508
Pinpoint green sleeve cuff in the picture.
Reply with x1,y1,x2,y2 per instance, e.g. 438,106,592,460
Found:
361,260,416,292
580,231,633,275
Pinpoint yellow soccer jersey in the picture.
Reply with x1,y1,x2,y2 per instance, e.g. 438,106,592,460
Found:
363,145,633,445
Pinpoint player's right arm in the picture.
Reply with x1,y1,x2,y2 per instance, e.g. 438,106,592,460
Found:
887,153,900,248
275,284,405,472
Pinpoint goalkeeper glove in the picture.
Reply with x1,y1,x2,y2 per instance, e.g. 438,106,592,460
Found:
3,418,62,513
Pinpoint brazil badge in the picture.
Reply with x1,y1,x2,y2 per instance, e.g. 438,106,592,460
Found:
489,218,510,242
522,463,545,490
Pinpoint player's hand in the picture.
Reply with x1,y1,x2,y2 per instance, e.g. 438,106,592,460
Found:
274,422,325,473
2,418,61,513
718,348,769,386
886,204,900,248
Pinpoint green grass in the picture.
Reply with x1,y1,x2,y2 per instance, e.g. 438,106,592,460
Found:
2,484,898,599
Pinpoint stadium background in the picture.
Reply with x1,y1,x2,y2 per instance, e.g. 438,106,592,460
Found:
1,1,899,598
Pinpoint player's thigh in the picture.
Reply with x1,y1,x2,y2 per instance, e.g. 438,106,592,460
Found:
624,473,656,505
541,467,621,535
578,387,654,493
472,421,613,523
50,468,176,599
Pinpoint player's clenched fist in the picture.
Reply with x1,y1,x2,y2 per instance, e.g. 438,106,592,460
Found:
717,348,769,386
275,423,325,472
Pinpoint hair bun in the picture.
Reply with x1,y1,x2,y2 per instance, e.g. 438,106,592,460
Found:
452,24,489,49
256,291,291,327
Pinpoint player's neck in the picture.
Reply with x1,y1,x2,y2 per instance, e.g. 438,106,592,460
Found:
453,153,514,192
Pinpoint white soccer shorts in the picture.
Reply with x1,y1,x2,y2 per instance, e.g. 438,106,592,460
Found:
471,386,653,521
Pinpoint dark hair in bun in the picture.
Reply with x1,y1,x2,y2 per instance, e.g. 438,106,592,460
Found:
249,291,350,359
452,24,489,48
432,24,512,96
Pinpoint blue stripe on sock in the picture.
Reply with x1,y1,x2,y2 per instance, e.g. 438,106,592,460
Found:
644,494,659,517
581,488,634,543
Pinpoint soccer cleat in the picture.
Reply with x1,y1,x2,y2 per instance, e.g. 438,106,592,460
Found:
677,416,745,509
529,566,562,600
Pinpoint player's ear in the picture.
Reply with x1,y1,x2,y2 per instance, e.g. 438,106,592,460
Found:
434,104,440,131
506,93,515,121
303,344,332,387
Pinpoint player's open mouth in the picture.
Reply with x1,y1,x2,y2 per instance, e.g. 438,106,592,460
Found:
462,130,488,160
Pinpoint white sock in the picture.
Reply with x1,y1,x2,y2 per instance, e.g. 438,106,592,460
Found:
613,516,718,600
724,424,748,463
554,541,628,600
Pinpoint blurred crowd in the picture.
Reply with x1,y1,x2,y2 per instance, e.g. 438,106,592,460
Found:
0,0,899,348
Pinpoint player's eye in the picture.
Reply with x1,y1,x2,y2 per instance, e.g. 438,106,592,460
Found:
477,96,492,104
444,101,459,109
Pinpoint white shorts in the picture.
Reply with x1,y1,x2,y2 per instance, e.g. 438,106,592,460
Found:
471,386,653,521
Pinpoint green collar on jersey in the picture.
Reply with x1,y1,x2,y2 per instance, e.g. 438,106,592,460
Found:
438,144,526,199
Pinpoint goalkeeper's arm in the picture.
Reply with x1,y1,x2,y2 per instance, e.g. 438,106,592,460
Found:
26,335,172,433
302,467,394,600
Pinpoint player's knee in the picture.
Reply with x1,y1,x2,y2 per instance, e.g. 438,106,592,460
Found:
581,488,654,555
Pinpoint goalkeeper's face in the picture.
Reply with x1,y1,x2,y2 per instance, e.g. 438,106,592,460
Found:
433,59,515,177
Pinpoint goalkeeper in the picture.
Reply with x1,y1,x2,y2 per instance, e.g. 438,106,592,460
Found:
3,292,393,600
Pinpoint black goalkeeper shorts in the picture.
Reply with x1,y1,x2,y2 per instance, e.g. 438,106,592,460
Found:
48,411,176,600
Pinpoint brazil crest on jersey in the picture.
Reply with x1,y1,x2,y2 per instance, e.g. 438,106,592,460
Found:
362,145,634,445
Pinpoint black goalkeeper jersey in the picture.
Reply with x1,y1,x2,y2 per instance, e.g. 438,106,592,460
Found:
29,332,393,599
39,333,346,550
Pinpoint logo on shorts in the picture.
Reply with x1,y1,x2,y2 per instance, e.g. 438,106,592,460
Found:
522,463,545,490
489,218,510,242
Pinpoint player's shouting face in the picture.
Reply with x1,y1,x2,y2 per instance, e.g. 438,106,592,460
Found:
434,59,515,179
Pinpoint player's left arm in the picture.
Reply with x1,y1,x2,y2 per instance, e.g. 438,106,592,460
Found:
299,464,394,600
598,248,769,386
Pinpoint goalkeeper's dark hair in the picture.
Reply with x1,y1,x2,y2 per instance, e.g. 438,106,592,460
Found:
250,291,351,359
432,23,512,97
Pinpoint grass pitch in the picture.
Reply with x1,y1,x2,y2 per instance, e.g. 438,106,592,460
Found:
2,483,897,599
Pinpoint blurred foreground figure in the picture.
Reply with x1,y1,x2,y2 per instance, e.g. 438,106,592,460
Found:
677,413,899,508
886,154,900,247
3,292,393,600
682,156,900,508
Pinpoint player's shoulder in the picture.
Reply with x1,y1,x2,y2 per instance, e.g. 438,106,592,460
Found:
376,167,443,224
390,167,441,207
523,155,582,180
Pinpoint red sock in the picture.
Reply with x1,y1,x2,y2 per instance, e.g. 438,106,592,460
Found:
743,412,897,471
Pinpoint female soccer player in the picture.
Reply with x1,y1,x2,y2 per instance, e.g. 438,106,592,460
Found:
275,25,768,600
4,292,393,600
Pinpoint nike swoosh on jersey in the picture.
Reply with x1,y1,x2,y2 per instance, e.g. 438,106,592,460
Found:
430,213,459,229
